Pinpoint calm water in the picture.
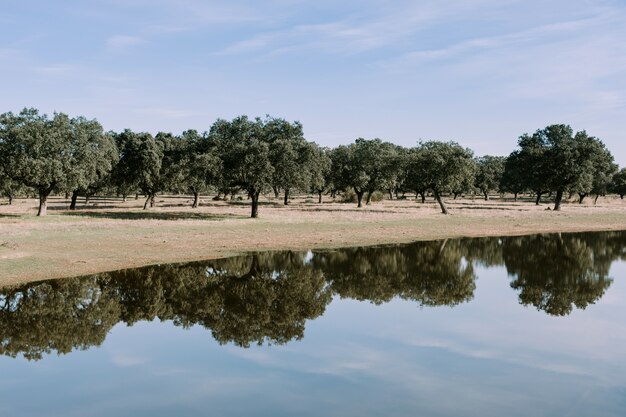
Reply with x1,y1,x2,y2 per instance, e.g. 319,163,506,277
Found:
1,231,625,417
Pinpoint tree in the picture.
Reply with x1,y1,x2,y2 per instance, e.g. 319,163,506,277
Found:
110,129,165,209
0,168,24,205
178,130,222,208
611,168,626,199
500,152,526,201
511,133,550,205
540,126,602,211
0,108,112,216
474,156,505,200
330,138,400,207
571,132,616,204
211,116,274,218
265,117,309,205
405,146,430,203
308,144,332,203
409,141,475,214
65,121,118,210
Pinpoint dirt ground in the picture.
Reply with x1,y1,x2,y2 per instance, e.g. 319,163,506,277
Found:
1,193,625,286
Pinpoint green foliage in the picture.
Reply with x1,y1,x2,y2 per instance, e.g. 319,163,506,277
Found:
329,138,400,207
210,116,274,217
0,108,112,215
177,129,222,207
611,168,626,198
407,141,475,213
474,155,505,199
341,189,384,203
500,152,527,197
264,117,311,203
510,125,616,209
307,144,332,196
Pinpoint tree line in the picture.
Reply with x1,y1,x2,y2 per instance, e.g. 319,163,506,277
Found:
1,108,625,217
2,231,622,360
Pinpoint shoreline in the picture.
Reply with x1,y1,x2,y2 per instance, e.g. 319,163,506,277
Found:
2,196,626,286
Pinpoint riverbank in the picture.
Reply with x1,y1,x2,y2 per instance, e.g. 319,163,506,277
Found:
1,195,625,286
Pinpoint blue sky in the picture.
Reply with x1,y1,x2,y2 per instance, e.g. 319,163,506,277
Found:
1,0,625,165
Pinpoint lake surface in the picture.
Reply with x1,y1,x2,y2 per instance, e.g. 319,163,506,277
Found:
1,231,625,417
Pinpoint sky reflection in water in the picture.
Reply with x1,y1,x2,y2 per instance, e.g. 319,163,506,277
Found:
1,231,625,417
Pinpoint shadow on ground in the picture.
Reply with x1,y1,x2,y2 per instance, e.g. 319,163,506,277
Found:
61,210,247,221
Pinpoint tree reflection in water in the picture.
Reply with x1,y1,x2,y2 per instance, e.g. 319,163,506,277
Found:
0,231,624,360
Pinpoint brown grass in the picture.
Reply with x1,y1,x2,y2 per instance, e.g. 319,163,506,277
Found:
1,193,625,286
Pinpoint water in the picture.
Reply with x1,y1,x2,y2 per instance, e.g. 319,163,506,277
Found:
1,231,625,416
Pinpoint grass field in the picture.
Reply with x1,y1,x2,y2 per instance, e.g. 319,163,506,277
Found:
1,193,625,286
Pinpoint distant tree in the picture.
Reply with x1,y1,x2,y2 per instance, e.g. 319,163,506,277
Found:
178,130,222,208
451,159,477,200
512,133,550,205
611,168,626,199
0,168,23,205
474,156,505,200
211,116,274,218
331,138,400,207
308,144,332,203
539,126,605,210
65,121,118,210
265,117,309,205
571,132,616,204
500,152,526,201
411,141,475,214
0,108,113,216
110,129,164,209
405,146,430,203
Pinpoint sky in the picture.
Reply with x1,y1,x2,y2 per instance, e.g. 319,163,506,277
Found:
1,0,625,165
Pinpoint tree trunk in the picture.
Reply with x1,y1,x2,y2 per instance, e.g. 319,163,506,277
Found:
135,193,139,200
85,195,91,205
8,194,13,205
356,190,364,208
434,190,448,214
620,194,624,199
251,191,260,218
578,193,587,204
318,190,323,204
143,194,151,210
453,192,459,200
535,191,542,205
122,193,127,203
69,190,79,210
150,194,155,208
37,190,50,216
594,194,600,205
366,191,372,205
283,189,289,205
483,190,489,201
273,187,279,199
419,192,426,204
513,192,518,202
388,189,393,200
192,191,200,208
554,190,564,211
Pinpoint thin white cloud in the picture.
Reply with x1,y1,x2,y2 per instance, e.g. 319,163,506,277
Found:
105,35,146,52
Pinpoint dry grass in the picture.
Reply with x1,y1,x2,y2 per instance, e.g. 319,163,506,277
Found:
1,193,625,286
